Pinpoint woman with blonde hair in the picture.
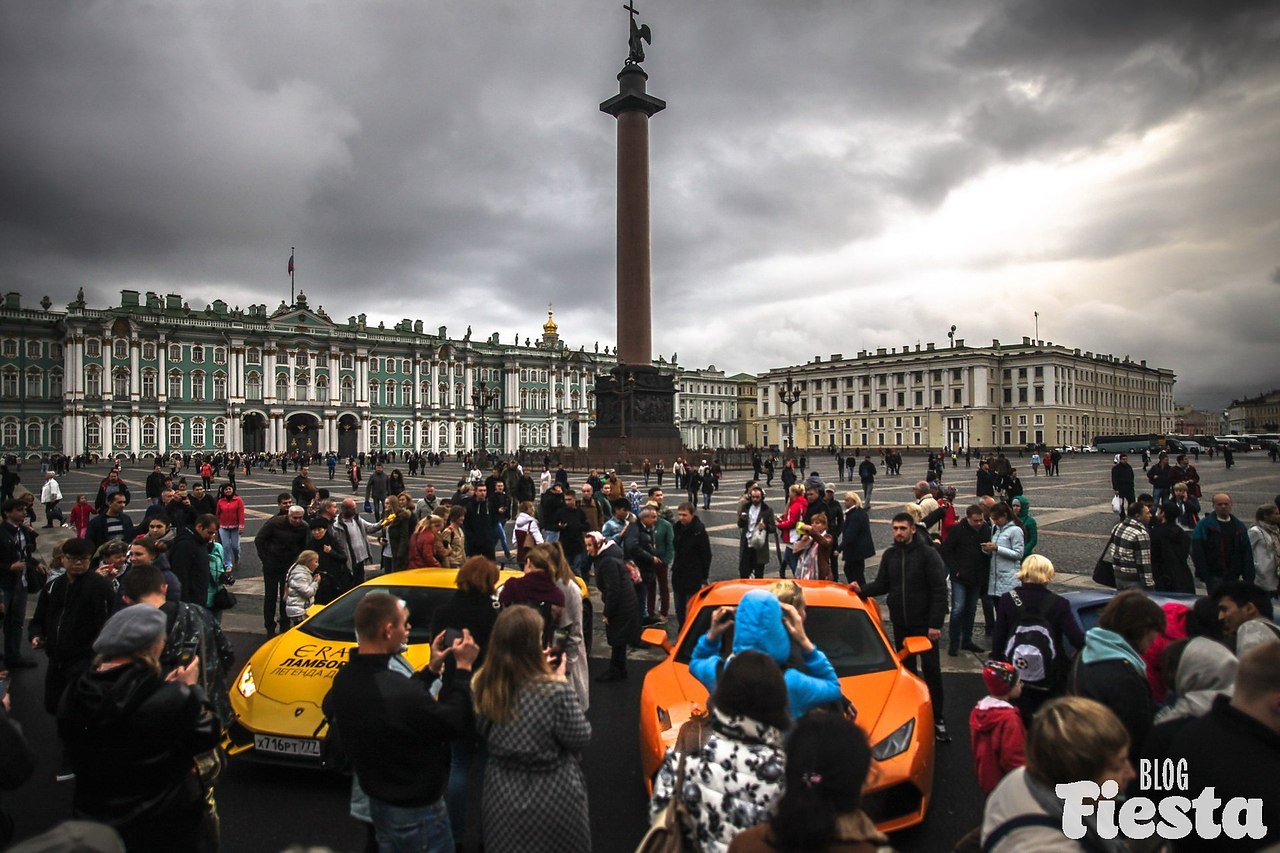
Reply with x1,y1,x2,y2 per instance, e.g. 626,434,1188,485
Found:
775,483,807,578
513,500,543,565
540,543,589,709
991,554,1085,720
408,514,443,568
473,605,591,853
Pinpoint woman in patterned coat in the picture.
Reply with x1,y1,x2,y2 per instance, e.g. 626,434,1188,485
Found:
650,651,790,853
473,605,591,853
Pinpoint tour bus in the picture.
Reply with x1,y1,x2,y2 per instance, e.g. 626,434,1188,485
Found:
1257,433,1280,450
1092,434,1158,453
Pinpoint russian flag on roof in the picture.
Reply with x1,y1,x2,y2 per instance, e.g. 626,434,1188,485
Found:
288,253,295,274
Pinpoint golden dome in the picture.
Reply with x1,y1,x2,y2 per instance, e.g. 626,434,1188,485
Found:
543,304,558,335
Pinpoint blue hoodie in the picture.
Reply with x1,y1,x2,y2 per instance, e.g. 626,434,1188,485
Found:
689,590,844,719
1081,626,1146,674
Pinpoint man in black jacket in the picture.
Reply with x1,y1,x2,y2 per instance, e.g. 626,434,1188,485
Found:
462,483,496,560
671,503,712,627
938,504,990,656
854,512,950,741
28,537,115,713
624,507,666,626
168,514,219,610
144,464,167,507
254,505,308,635
324,591,478,850
84,492,134,552
1162,643,1280,853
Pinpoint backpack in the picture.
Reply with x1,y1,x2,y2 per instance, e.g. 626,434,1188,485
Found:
1003,589,1060,688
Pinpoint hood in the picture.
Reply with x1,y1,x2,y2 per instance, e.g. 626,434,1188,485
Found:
1082,627,1146,674
1015,497,1031,518
60,661,159,724
731,589,791,664
1176,636,1237,695
971,696,1018,732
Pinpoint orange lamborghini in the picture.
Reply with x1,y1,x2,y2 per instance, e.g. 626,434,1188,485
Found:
638,579,935,833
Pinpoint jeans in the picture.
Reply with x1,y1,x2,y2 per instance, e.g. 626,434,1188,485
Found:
702,492,711,510
948,579,980,651
218,527,241,569
368,796,454,853
2,584,28,666
544,530,559,545
781,546,798,578
894,624,944,723
646,564,670,618
569,551,590,580
446,739,485,848
862,482,873,505
494,520,511,559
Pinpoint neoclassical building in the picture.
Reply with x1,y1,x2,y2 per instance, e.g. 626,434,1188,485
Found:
754,336,1176,453
1,288,630,459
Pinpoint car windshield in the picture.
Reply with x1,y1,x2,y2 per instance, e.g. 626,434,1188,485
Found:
674,604,896,678
298,584,457,643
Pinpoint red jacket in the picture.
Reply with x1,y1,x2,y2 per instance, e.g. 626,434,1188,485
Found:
409,527,441,568
70,502,95,536
777,495,807,544
970,696,1026,795
215,496,245,529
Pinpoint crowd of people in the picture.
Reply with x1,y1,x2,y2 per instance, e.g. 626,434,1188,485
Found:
1,444,1278,852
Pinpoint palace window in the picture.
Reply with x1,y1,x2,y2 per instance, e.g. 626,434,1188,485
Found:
114,418,129,450
113,339,128,360
113,369,129,398
26,421,41,448
191,346,204,364
213,372,227,401
141,370,156,399
341,377,354,405
369,357,379,373
169,344,181,362
49,370,63,398
316,375,329,400
385,380,396,406
142,419,157,447
50,421,61,449
245,372,262,400
1,421,17,448
276,374,289,401
1,340,16,358
369,381,379,405
26,341,41,359
191,371,205,402
213,419,226,448
191,418,205,448
297,349,309,367
169,419,183,448
341,353,353,370
142,342,156,361
214,347,226,364
295,376,309,402
247,347,261,365
85,339,101,358
85,366,101,397
86,418,101,448
169,371,183,399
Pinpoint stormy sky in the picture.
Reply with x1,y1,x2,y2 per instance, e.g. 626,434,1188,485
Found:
2,0,1278,410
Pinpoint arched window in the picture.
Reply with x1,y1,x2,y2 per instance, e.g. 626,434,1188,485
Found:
113,369,128,398
420,381,430,402
295,375,309,403
113,339,128,360
141,370,156,399
341,377,354,405
113,418,129,450
191,371,206,402
454,383,464,409
213,372,227,400
169,344,181,362
297,349,309,368
369,381,379,406
385,380,396,406
439,382,449,407
169,419,183,448
402,420,414,447
247,347,261,365
50,421,62,450
26,421,42,448
276,374,289,401
368,420,380,446
191,418,206,448
402,381,412,405
49,369,63,399
0,370,15,398
245,372,262,400
369,357,379,373
213,419,226,448
191,345,204,364
84,366,100,398
386,420,398,447
86,418,101,449
520,389,528,408
27,368,43,398
214,347,226,364
85,338,101,358
142,342,156,361
168,371,183,399
1,340,15,358
142,419,157,447
1,421,17,448
341,353,353,370
316,375,329,402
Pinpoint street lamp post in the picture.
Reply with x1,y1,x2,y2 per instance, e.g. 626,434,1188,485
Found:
778,371,801,458
604,371,638,470
471,379,502,468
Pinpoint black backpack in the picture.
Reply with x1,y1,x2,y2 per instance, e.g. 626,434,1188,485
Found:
1003,589,1060,689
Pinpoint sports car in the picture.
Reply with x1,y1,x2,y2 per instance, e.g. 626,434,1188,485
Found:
224,567,590,765
638,579,935,833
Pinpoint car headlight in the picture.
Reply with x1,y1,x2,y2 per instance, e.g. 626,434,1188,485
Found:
237,664,257,698
872,719,914,761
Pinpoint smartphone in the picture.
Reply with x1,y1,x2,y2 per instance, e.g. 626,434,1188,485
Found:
548,628,570,666
441,627,463,646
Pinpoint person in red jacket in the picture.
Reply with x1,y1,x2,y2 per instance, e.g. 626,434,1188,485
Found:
971,660,1027,796
69,494,95,539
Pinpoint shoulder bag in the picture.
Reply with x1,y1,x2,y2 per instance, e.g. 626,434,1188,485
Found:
634,717,709,853
1091,530,1120,589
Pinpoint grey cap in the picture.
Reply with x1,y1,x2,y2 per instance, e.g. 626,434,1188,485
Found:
92,604,167,657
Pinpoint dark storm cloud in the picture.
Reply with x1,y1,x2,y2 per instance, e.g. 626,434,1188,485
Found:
1,0,1278,410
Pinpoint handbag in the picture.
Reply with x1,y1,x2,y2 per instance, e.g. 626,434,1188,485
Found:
625,560,644,586
747,524,767,550
1092,531,1119,589
363,499,373,514
634,717,708,853
211,586,237,611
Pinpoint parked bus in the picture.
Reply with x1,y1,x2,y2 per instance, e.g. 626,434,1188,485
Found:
1092,434,1158,453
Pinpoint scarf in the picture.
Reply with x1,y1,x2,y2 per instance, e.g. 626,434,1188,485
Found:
1256,520,1280,562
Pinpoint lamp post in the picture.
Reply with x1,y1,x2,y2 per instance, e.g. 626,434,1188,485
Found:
471,378,501,468
604,370,637,470
778,371,801,458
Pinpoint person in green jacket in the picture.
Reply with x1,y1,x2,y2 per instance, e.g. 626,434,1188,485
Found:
1013,495,1038,556
649,502,675,571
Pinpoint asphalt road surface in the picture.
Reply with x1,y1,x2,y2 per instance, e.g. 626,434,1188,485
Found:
5,451,1276,850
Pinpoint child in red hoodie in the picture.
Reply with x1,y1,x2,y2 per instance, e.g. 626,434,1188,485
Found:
970,660,1027,796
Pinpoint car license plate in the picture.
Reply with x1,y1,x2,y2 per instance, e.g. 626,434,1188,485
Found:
254,734,320,757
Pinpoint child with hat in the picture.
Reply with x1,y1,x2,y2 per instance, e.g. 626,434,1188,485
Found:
970,660,1027,795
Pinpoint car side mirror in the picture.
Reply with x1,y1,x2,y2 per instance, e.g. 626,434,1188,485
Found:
898,635,932,661
641,627,672,654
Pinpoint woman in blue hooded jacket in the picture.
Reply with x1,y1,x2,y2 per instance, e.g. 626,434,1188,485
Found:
689,589,842,719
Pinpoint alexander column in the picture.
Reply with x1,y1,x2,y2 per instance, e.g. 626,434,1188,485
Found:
592,1,682,467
